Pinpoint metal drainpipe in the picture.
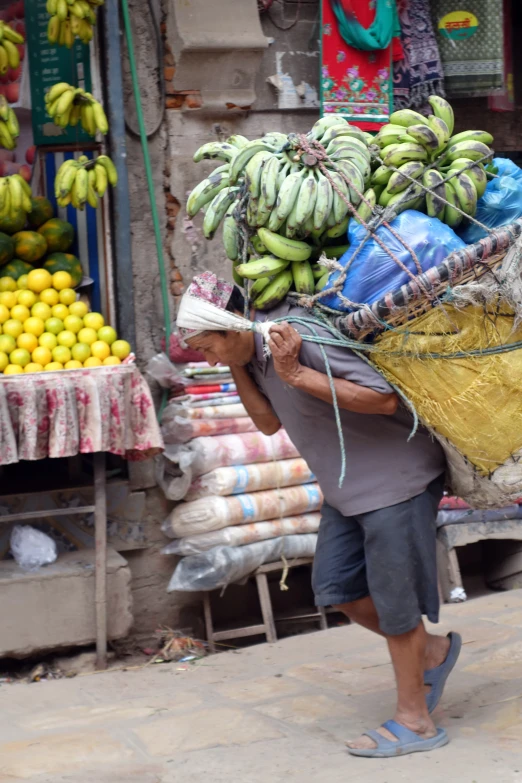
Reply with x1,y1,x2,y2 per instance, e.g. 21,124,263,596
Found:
101,0,136,349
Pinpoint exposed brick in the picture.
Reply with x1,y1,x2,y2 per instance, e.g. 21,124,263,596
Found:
166,95,184,110
171,281,184,297
171,268,183,283
185,94,203,110
164,66,175,82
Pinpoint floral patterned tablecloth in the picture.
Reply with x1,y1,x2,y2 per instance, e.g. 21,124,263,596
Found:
0,365,164,465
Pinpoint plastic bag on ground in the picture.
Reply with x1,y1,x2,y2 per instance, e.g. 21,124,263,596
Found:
162,483,323,537
167,533,318,591
322,210,466,312
158,430,300,500
161,415,258,444
459,175,522,244
10,525,58,571
185,458,314,500
162,513,321,555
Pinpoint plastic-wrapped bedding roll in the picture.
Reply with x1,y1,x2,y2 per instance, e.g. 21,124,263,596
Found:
185,458,315,500
162,415,258,444
164,403,248,420
162,513,321,555
167,533,318,592
160,429,300,500
162,483,322,537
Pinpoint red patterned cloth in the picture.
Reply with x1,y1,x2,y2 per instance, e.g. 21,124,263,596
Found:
0,365,163,465
321,0,403,130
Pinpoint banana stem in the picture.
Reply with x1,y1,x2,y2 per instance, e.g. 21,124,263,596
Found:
120,0,171,419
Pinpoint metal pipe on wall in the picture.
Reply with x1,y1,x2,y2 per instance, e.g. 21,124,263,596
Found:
101,0,136,349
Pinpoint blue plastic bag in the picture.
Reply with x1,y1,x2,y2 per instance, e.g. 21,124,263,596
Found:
459,174,522,245
490,157,522,183
321,210,466,312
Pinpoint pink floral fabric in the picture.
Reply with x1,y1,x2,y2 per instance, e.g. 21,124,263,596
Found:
0,366,164,465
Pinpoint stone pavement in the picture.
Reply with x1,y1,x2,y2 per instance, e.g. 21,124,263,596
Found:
1,590,522,783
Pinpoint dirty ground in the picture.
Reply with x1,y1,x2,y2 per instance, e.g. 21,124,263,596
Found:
0,589,521,783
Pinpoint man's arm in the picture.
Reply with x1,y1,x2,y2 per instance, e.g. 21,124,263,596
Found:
231,365,282,435
268,323,398,416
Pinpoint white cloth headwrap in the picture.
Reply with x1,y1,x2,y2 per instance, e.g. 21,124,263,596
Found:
177,295,274,342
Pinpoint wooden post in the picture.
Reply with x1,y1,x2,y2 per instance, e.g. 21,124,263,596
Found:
255,572,277,644
94,452,108,670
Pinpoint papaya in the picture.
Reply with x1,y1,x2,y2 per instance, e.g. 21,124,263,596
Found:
0,231,15,266
43,252,83,287
2,259,33,279
27,197,54,229
0,210,26,235
38,218,74,252
12,231,48,264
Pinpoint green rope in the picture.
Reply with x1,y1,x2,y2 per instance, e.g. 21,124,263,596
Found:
283,316,347,488
275,314,522,361
121,0,171,420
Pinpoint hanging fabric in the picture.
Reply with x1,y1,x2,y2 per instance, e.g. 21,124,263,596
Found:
330,0,400,50
393,0,445,111
321,0,402,130
488,0,514,111
431,0,504,97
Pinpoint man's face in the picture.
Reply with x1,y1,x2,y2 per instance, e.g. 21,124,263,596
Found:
187,330,255,367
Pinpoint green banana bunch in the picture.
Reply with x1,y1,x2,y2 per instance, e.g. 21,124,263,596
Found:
251,269,294,311
371,94,494,226
47,0,103,45
54,154,117,210
45,83,109,136
186,165,230,217
202,187,240,239
187,105,499,311
236,255,290,280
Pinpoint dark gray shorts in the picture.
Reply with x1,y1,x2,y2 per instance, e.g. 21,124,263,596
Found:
312,475,445,636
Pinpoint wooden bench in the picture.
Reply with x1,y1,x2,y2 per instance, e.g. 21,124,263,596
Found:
203,557,330,651
437,518,522,602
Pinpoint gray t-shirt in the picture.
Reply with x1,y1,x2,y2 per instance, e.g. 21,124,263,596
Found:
248,302,446,516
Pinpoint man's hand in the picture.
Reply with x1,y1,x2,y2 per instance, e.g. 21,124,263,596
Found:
268,322,303,386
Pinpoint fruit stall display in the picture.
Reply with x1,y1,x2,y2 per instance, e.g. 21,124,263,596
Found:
0,267,130,373
186,96,495,310
0,194,129,374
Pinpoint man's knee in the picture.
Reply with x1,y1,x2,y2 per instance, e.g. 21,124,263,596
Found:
333,598,364,618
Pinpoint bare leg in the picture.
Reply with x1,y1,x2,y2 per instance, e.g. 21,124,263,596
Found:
334,596,450,670
347,621,437,750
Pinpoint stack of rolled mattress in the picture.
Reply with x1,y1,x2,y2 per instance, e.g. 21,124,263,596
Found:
157,355,321,592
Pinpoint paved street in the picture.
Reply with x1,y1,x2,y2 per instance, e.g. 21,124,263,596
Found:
0,590,522,783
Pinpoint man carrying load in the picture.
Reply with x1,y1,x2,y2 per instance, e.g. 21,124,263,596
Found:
177,271,462,759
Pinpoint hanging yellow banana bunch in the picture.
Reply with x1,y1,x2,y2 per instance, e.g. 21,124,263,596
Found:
0,174,33,221
0,20,24,76
55,154,118,210
45,82,109,136
0,95,19,151
47,0,105,47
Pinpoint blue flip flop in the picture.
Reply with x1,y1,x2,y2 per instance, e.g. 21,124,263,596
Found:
425,631,462,714
347,719,449,758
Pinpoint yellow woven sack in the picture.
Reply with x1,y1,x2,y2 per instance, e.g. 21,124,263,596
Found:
372,301,522,476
